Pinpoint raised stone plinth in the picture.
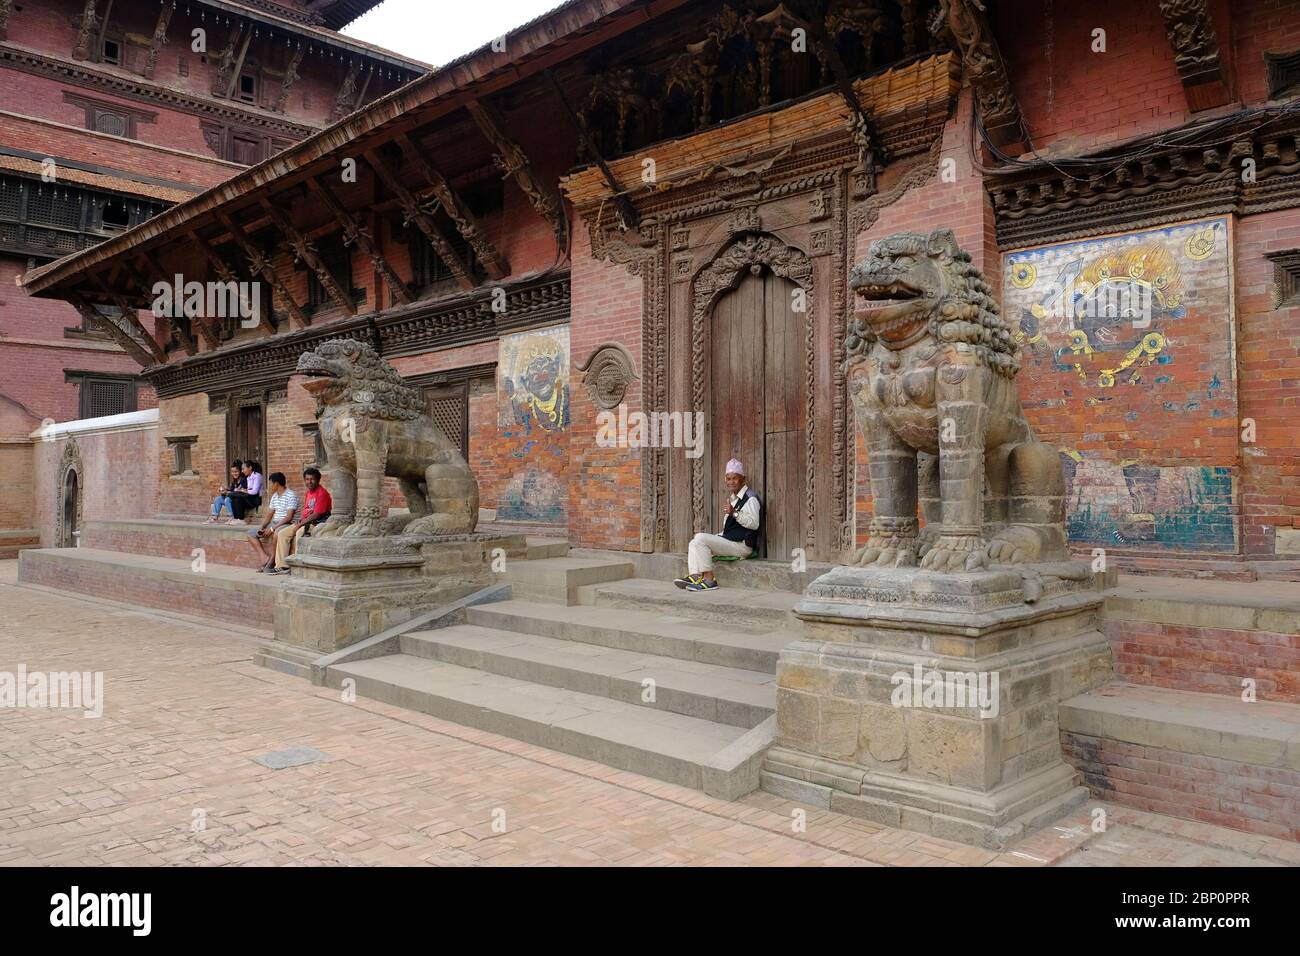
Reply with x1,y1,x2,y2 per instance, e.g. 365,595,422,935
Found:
275,532,526,654
762,562,1113,849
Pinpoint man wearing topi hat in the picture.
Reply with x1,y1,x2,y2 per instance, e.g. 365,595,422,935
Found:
674,458,762,592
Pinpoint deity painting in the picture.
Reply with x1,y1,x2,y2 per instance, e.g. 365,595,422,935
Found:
498,325,571,432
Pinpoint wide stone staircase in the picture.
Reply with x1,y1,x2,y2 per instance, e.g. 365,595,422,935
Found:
14,519,1300,838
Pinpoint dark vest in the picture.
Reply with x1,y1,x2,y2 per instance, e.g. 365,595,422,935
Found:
722,490,760,550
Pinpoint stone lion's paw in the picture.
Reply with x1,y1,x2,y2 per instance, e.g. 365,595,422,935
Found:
919,535,987,572
855,537,916,568
986,526,1042,566
340,519,382,538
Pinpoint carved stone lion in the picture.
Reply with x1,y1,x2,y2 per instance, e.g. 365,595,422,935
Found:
845,229,1066,571
296,338,479,538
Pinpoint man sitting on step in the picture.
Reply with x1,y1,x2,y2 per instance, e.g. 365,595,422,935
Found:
674,458,761,592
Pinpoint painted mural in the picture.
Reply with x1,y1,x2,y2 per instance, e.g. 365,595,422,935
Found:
498,325,571,432
496,326,571,524
1004,218,1237,552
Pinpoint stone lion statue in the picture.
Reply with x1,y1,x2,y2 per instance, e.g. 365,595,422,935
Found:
845,229,1066,572
296,338,479,538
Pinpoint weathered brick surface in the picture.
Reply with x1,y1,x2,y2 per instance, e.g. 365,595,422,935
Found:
1063,730,1300,842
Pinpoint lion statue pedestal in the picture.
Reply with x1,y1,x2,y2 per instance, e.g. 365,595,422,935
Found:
761,231,1114,849
271,339,527,656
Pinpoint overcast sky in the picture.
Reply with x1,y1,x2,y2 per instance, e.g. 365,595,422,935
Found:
343,0,562,67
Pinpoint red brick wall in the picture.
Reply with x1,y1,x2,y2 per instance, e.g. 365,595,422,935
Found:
1062,731,1298,842
1233,208,1300,558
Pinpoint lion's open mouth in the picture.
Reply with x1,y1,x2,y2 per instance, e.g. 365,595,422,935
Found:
853,278,928,343
297,362,340,393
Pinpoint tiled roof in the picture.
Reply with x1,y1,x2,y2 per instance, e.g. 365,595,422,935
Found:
0,154,200,204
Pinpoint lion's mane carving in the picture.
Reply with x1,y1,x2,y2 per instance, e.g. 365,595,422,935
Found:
845,229,1066,572
296,338,479,538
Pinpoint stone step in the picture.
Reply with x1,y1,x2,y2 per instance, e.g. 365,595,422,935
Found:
467,599,795,674
525,537,570,560
1060,682,1300,843
325,654,773,798
401,623,776,728
503,555,634,605
253,640,320,680
571,548,834,593
18,547,283,627
82,518,271,569
590,577,800,630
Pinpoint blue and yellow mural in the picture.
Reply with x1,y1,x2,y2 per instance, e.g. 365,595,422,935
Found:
1004,219,1237,553
496,326,571,524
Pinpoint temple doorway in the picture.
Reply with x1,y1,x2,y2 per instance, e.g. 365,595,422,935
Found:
59,469,79,548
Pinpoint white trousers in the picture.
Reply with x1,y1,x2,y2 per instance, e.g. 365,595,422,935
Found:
687,532,752,575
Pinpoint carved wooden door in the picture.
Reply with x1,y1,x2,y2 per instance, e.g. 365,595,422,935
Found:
710,268,806,559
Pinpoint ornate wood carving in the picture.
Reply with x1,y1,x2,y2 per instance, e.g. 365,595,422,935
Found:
363,148,474,290
395,131,509,279
0,0,15,43
66,290,158,367
72,0,99,62
575,342,639,410
189,229,261,338
213,21,247,97
935,0,1024,151
689,234,816,547
1157,0,1230,111
141,248,219,350
119,256,198,356
333,60,362,118
465,98,570,257
257,198,354,316
214,210,306,329
275,44,305,113
54,438,83,549
142,1,172,80
987,113,1300,249
89,274,169,365
306,178,413,306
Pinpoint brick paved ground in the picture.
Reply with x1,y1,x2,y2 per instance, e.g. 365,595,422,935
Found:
1,563,1295,868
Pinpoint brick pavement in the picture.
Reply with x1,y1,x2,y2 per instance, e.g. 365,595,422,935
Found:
1,563,1294,868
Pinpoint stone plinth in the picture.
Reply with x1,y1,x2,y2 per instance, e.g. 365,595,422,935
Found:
275,532,526,654
762,563,1113,849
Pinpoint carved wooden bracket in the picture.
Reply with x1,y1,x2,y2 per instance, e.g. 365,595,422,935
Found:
1158,0,1231,111
938,0,1024,152
142,1,173,80
215,210,305,330
333,60,363,119
72,0,99,61
395,131,509,279
66,290,158,367
276,44,306,114
0,0,12,43
466,98,571,258
363,148,475,290
119,255,198,357
258,198,356,315
307,178,413,306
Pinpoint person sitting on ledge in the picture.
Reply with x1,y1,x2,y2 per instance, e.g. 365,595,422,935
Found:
674,458,761,592
227,461,263,525
206,460,245,523
269,467,332,575
247,472,298,573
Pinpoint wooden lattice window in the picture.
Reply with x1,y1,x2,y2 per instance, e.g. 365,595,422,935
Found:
74,375,137,419
1266,249,1300,308
1266,51,1300,99
425,384,468,458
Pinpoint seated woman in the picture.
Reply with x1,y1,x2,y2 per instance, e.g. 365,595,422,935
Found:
206,460,245,523
227,460,264,525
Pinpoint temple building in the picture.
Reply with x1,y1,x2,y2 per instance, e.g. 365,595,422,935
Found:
0,0,426,553
10,0,1300,845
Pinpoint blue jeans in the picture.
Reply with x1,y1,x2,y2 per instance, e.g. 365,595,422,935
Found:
212,494,233,517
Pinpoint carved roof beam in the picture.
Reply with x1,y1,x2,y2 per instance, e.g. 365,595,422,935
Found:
119,256,197,356
224,26,254,100
214,210,306,330
214,20,247,96
465,98,571,259
66,290,159,368
306,177,413,306
0,1,12,43
189,229,262,330
363,148,476,290
87,275,169,365
1158,0,1231,111
394,131,510,279
257,198,356,315
275,44,306,114
333,60,363,119
939,0,1025,153
142,1,173,81
137,248,220,351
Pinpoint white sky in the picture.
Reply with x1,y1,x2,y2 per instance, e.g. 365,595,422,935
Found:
343,0,563,67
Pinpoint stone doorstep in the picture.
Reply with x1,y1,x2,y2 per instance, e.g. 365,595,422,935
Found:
503,555,635,605
1060,683,1300,771
590,577,801,629
572,547,836,594
1107,574,1300,632
400,622,777,729
468,599,797,675
323,654,774,800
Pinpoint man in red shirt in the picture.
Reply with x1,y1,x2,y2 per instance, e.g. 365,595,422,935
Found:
271,467,333,574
